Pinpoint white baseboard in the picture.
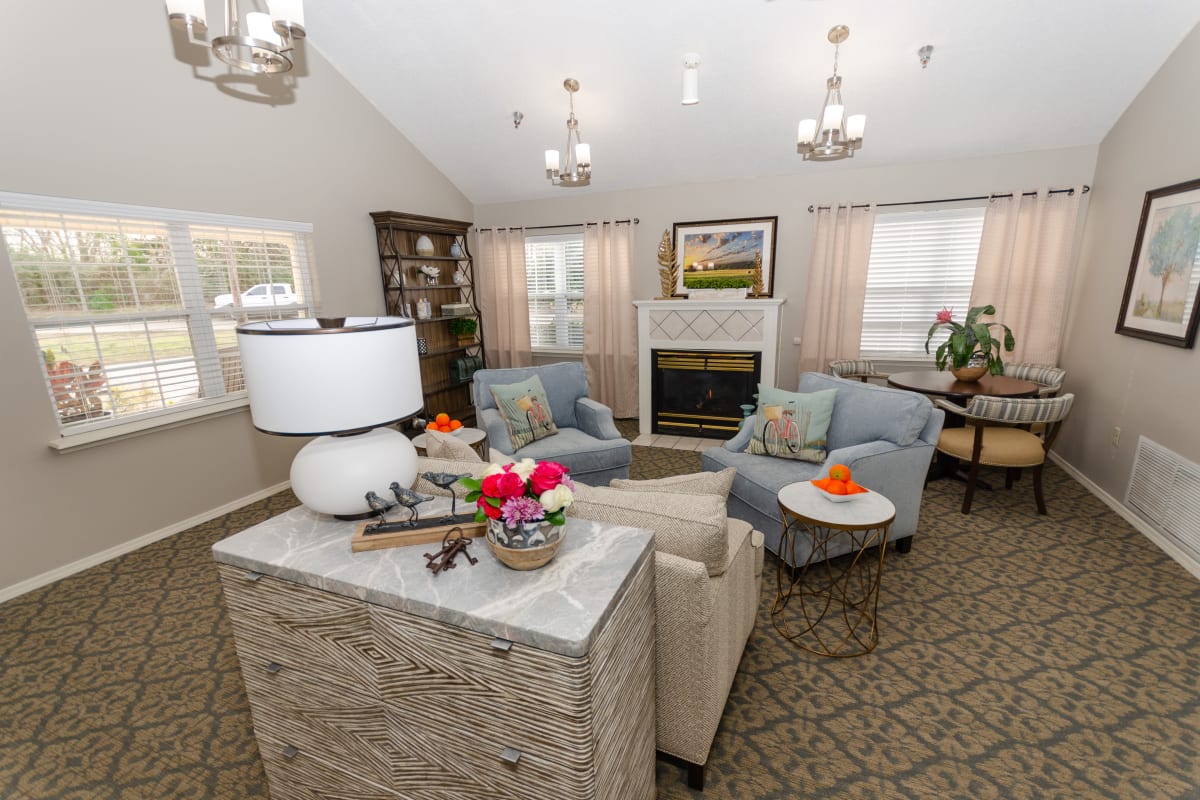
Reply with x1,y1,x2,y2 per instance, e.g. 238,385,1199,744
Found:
1049,452,1200,581
0,481,291,604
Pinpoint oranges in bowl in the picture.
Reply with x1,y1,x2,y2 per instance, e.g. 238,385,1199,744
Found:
811,463,869,502
426,412,464,434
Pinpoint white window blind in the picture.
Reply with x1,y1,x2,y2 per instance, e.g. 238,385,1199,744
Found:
524,233,584,351
0,192,316,437
860,205,986,359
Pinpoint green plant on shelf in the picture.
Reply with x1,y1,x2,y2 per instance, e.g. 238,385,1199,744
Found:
448,317,477,343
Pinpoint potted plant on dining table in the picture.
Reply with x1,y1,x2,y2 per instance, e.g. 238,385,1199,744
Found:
924,304,1015,381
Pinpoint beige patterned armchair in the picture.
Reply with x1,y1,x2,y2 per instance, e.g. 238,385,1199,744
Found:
569,471,764,791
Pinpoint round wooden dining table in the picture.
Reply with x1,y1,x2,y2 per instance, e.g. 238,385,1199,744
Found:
886,370,1039,401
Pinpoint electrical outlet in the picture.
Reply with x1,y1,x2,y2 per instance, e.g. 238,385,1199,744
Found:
1111,426,1121,447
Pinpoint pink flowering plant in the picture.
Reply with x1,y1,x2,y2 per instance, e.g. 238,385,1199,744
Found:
924,304,1015,374
459,459,575,528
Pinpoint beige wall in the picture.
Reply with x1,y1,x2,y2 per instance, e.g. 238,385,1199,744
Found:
0,0,471,593
475,146,1098,394
1056,24,1200,498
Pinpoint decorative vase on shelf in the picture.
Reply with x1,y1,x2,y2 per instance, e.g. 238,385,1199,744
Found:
486,520,565,570
415,235,435,256
450,242,464,259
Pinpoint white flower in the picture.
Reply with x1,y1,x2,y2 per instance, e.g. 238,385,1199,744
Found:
482,463,507,477
510,458,538,480
540,484,574,513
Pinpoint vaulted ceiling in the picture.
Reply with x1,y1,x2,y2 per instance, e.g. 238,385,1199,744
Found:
306,0,1200,205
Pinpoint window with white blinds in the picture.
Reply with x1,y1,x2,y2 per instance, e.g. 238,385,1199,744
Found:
860,205,987,359
0,192,315,436
524,233,584,351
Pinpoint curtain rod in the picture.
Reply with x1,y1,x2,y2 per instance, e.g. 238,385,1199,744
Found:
473,217,639,233
807,185,1090,213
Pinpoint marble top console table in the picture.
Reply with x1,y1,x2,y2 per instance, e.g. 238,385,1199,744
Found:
213,505,656,800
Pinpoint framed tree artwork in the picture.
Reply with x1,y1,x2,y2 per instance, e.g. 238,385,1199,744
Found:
672,216,777,297
1116,178,1200,348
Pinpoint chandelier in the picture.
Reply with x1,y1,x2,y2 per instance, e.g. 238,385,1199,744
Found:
165,0,306,75
797,25,866,161
544,79,592,187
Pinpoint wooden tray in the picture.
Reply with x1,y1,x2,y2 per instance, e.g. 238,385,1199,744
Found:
351,513,486,553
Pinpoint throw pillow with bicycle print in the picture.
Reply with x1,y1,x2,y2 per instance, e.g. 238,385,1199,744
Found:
746,387,836,463
489,374,560,450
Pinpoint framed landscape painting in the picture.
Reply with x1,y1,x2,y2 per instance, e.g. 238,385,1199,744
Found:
672,216,777,297
1116,178,1200,348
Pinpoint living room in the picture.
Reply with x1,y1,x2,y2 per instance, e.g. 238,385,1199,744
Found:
2,0,1200,797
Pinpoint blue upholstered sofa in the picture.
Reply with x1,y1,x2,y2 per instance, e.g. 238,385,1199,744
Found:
701,372,944,565
473,362,632,485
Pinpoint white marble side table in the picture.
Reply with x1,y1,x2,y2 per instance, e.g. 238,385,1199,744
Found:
412,426,489,459
772,481,897,657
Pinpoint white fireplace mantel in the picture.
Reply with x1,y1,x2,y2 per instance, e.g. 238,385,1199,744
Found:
633,298,786,435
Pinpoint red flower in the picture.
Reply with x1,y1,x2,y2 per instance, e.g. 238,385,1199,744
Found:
530,461,569,494
477,497,502,519
481,473,504,498
935,307,954,323
496,471,526,499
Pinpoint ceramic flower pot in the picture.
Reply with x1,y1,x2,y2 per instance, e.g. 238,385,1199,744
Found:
950,364,988,382
486,520,565,570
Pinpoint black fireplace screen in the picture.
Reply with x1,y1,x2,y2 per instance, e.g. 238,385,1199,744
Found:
652,349,761,439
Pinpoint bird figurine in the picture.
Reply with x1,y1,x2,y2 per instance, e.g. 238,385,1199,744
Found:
389,482,433,526
364,491,394,524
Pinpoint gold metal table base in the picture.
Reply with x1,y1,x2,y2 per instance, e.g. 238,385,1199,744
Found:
771,514,889,657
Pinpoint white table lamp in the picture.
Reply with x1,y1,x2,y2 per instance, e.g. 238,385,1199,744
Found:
238,316,423,518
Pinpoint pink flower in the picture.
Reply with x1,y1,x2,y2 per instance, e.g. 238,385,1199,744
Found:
480,473,504,498
936,307,954,323
530,461,569,494
496,471,526,499
501,496,545,526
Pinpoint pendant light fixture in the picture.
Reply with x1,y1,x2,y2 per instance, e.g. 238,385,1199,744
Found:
165,0,306,75
797,25,866,161
544,79,592,188
682,53,701,105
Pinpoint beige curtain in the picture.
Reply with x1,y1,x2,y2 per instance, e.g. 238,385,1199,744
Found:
476,227,533,369
971,187,1083,366
798,203,877,376
582,221,638,417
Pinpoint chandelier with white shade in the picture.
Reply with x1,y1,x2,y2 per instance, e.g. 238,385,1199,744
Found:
797,25,866,161
544,79,592,188
165,0,306,75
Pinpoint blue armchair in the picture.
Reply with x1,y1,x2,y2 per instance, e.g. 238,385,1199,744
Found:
701,372,944,565
473,362,632,485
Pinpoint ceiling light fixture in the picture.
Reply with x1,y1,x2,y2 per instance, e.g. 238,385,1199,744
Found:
165,0,306,75
544,78,592,188
797,25,866,162
918,45,934,68
682,53,701,105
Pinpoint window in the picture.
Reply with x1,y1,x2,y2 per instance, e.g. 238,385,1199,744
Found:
525,233,584,351
860,206,986,359
0,192,315,438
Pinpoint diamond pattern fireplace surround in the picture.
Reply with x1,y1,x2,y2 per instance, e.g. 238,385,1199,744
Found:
634,298,785,438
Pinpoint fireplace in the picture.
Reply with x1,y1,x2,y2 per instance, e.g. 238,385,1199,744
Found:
652,349,760,438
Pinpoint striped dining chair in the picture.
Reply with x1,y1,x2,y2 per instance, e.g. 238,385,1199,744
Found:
828,359,888,383
1003,363,1066,397
934,394,1075,515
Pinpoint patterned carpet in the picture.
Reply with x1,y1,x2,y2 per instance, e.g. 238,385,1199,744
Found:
3,426,1200,799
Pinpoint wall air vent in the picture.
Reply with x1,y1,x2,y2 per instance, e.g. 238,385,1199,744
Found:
1125,436,1200,562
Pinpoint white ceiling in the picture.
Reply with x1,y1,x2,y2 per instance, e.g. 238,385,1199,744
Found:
306,0,1200,206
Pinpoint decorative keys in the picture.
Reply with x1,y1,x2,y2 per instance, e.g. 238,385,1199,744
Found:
424,528,477,575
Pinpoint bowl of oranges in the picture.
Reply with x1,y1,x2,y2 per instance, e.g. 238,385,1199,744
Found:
811,463,870,502
425,413,464,435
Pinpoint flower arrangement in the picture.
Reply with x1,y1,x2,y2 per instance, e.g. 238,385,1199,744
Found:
460,459,575,529
924,304,1015,375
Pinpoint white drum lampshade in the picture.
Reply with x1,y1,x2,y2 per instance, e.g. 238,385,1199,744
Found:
238,316,423,518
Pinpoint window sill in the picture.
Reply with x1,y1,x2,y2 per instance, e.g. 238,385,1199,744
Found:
532,347,583,357
48,396,250,453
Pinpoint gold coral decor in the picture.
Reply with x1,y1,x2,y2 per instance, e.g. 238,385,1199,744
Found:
657,229,679,299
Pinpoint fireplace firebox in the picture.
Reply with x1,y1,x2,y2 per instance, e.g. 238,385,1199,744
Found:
651,349,760,439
